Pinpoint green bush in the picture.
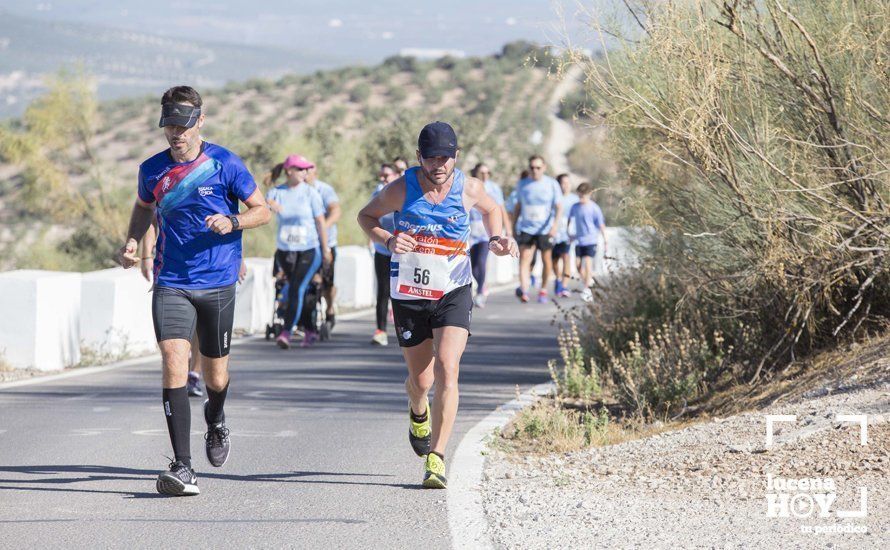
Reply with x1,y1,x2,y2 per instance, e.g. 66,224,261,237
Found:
349,82,372,103
572,0,890,386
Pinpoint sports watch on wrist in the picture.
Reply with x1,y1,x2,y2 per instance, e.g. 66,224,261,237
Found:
228,215,240,230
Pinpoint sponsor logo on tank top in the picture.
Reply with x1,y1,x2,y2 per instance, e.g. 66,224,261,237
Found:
398,220,444,233
198,186,214,197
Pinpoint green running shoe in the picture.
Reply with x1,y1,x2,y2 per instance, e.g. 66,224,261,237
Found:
408,404,431,457
422,452,447,489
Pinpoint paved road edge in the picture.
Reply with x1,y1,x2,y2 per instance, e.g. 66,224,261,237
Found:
448,381,555,550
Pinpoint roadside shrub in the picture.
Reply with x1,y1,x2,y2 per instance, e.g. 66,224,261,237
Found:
349,83,371,103
571,0,890,385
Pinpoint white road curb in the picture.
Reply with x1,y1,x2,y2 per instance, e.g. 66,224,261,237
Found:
448,381,555,549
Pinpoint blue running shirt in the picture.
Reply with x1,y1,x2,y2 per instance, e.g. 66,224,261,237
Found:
515,176,561,235
568,201,605,246
266,183,325,252
555,192,580,244
469,180,505,245
137,142,257,289
313,180,340,247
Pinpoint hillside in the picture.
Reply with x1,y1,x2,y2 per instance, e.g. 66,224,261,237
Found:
0,42,561,271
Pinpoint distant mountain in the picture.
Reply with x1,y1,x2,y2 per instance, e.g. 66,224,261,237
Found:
0,10,351,118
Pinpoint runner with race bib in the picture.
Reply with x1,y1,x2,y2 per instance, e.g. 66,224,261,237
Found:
266,154,332,349
357,122,518,488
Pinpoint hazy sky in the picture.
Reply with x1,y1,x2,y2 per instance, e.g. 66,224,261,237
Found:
0,1,597,62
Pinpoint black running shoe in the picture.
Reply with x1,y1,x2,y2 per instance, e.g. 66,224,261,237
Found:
156,460,199,496
204,400,231,468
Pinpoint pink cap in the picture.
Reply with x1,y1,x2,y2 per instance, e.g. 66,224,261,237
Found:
283,154,314,170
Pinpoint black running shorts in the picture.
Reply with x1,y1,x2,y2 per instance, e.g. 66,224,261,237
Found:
551,241,570,259
152,283,237,358
516,232,555,251
392,284,473,348
576,244,598,258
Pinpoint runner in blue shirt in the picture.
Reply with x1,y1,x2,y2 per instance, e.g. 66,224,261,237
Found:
552,173,579,298
116,86,271,496
266,154,331,349
370,163,400,346
568,182,608,302
468,162,510,308
308,166,341,328
514,156,562,303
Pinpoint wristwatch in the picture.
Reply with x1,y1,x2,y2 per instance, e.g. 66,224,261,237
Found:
228,215,240,230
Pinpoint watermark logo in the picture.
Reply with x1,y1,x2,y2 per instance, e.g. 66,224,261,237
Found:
764,414,869,534
198,186,214,197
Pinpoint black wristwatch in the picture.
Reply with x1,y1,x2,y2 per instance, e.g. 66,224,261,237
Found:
488,235,502,244
228,215,240,230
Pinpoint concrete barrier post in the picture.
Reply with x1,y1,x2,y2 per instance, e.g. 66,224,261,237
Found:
0,270,82,371
81,267,156,357
234,257,275,335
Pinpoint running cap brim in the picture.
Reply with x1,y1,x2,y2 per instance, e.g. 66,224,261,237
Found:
158,103,202,128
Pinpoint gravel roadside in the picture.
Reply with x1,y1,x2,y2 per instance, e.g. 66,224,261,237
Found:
482,383,888,548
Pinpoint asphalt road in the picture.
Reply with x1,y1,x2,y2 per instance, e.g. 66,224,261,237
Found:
0,289,561,549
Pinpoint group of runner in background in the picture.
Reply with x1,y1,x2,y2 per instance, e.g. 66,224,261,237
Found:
256,152,607,349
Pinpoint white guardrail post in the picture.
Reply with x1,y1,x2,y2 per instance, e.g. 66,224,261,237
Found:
0,270,82,371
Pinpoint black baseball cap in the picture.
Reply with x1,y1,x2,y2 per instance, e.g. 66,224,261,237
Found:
418,121,458,159
158,102,202,128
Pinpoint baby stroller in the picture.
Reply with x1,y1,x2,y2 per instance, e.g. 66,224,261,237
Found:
264,268,332,342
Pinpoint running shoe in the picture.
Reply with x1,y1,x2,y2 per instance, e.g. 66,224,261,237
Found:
422,453,448,489
276,331,290,349
203,400,230,468
515,287,529,303
156,460,199,496
408,405,431,457
559,289,571,298
301,330,319,348
187,372,203,398
371,330,389,346
473,294,487,308
538,290,549,304
554,280,564,295
581,288,593,303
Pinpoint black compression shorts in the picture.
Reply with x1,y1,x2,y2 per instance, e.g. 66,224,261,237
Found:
152,283,237,358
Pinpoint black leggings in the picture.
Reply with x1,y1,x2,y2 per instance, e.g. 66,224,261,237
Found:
275,249,321,332
374,252,391,331
469,242,489,295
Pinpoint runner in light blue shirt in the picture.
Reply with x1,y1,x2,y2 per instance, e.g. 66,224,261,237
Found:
265,154,331,349
370,163,400,346
513,155,562,303
468,163,509,307
568,182,607,302
308,166,341,326
552,173,579,297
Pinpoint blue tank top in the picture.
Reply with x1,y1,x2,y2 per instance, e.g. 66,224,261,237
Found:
390,167,472,300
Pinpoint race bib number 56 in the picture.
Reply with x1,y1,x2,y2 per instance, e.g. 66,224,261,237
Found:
397,252,449,299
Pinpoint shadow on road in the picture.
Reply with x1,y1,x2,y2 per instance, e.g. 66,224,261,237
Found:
0,464,423,496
